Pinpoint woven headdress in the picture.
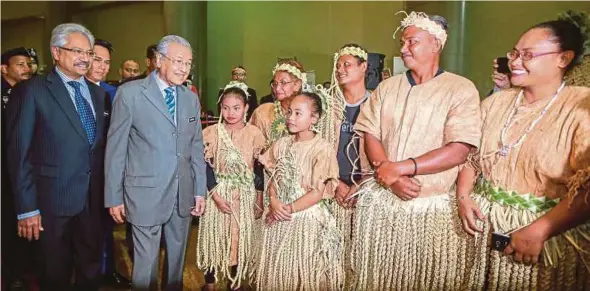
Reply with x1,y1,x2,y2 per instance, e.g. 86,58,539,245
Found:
393,11,448,48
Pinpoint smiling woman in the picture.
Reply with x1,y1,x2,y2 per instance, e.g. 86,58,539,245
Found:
457,13,590,291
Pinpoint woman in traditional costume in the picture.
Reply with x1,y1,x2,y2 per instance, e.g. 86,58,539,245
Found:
457,15,590,291
350,11,488,290
250,60,306,145
197,81,266,290
255,89,344,291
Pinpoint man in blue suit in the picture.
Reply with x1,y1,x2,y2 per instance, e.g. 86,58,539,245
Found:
85,38,131,289
6,23,108,291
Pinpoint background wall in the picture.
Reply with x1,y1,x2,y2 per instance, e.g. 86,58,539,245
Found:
205,1,405,112
2,1,589,112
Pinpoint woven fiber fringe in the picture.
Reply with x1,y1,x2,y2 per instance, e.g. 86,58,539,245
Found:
350,180,488,291
485,199,590,291
255,204,344,291
196,182,257,289
330,205,355,288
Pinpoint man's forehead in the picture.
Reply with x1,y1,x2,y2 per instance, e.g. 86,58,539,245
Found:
10,55,30,63
401,26,429,39
124,61,138,67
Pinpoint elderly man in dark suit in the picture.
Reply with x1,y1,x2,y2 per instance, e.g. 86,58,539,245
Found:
105,35,207,291
6,23,108,291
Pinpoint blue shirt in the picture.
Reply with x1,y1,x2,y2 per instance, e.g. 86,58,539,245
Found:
337,91,370,184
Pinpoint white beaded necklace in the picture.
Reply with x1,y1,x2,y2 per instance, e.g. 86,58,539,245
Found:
497,81,565,157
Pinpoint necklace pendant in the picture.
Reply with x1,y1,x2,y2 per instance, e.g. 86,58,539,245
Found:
498,145,510,157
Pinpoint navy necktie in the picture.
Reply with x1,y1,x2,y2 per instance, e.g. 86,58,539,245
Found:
67,81,96,144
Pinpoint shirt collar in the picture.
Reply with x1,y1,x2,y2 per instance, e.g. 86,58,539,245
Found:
85,77,100,86
55,66,86,85
152,70,175,93
405,68,445,87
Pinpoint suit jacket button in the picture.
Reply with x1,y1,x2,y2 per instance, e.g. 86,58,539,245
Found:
87,169,92,175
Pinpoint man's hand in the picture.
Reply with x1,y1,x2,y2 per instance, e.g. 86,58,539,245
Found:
389,176,421,201
374,161,403,188
191,196,206,216
18,214,44,241
109,205,126,224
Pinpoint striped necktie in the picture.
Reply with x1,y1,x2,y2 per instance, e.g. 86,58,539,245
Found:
164,86,176,121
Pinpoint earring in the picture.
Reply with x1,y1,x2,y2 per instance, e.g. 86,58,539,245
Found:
243,114,247,124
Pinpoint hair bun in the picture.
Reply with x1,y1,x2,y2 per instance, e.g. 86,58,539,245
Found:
558,10,590,56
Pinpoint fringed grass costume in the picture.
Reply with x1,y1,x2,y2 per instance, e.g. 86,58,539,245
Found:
351,68,488,290
468,86,590,290
196,119,266,288
255,135,344,291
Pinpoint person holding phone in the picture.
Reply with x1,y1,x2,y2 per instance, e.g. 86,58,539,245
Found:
456,15,590,290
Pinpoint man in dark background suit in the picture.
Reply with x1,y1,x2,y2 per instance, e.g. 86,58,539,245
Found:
1,47,36,291
6,23,108,291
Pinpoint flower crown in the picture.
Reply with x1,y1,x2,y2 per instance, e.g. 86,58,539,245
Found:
272,63,307,84
232,67,246,74
218,80,249,103
393,11,448,48
337,46,368,61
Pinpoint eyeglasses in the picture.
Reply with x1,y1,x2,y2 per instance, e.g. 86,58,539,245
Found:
58,47,96,58
507,49,561,62
160,54,194,70
270,80,294,89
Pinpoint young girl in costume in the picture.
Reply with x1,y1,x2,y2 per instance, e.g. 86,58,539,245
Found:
250,60,306,145
196,81,266,291
255,89,344,291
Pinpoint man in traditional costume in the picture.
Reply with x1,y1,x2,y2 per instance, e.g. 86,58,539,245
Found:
350,11,487,290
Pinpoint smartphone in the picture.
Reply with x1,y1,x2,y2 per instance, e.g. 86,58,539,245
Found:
497,57,510,74
491,232,511,251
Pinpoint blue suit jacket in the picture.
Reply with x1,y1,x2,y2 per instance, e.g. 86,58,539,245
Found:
100,81,117,103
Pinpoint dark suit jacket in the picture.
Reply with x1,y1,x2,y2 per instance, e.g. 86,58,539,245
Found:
100,81,117,103
6,67,108,217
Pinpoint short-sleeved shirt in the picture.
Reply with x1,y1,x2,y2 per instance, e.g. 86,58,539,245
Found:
354,70,482,197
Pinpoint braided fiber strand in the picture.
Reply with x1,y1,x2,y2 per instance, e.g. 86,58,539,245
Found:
330,205,354,288
196,123,258,289
350,180,487,290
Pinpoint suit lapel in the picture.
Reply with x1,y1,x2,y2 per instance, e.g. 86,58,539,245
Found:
46,69,88,143
87,80,105,149
141,74,175,126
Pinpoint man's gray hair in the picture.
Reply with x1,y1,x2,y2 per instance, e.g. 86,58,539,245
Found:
156,35,192,55
50,23,95,51
429,15,449,33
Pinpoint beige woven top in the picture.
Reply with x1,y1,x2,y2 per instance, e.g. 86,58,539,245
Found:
203,123,266,169
470,86,590,199
259,135,339,200
354,72,482,198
